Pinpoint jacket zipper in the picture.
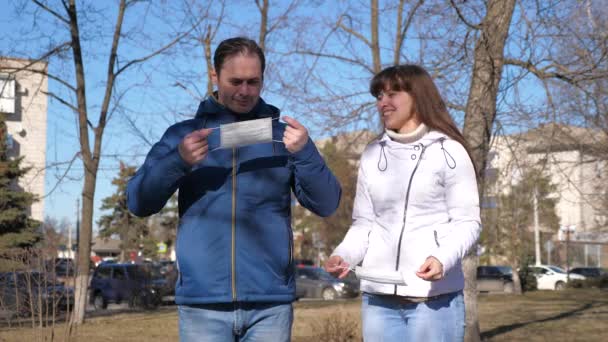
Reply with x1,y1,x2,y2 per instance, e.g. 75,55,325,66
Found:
434,230,440,247
231,147,237,300
394,144,426,295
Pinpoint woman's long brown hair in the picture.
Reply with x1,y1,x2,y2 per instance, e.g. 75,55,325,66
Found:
370,64,475,170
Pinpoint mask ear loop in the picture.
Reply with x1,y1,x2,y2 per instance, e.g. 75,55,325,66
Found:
207,117,285,153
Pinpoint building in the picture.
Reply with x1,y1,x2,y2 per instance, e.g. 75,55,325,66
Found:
486,123,607,266
0,57,48,222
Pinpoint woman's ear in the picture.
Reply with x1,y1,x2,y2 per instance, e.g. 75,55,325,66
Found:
210,69,218,86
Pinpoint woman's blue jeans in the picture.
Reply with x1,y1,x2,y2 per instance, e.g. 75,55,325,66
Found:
178,302,293,342
362,291,465,341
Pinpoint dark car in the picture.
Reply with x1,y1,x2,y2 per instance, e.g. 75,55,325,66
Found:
295,266,359,300
477,265,514,293
0,271,74,318
569,267,606,278
89,263,162,310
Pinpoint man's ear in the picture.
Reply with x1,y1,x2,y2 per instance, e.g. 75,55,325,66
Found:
211,69,218,85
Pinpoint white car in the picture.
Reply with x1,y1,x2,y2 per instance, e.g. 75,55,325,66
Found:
529,265,585,290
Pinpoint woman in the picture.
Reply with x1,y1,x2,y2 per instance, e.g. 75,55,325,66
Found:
325,64,480,341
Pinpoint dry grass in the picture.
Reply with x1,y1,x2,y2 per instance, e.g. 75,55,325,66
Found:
1,289,607,341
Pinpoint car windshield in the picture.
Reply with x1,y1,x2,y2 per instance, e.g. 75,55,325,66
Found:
496,266,512,275
548,266,566,274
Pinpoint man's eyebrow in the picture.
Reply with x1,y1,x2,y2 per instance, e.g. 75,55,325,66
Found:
228,77,261,82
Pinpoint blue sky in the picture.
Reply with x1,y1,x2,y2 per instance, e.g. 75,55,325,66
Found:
0,1,553,238
0,1,336,236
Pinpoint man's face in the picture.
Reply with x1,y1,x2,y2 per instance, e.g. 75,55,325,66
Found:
213,53,263,114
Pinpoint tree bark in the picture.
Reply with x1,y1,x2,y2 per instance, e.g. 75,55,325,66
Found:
69,0,127,325
461,1,516,341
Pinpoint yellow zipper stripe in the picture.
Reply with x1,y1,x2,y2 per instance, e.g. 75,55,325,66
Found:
231,147,237,300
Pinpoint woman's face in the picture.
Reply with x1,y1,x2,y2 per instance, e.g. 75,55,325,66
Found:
376,88,421,133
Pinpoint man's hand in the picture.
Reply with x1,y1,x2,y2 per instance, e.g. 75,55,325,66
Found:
324,255,350,279
282,116,308,153
178,128,213,166
415,256,444,281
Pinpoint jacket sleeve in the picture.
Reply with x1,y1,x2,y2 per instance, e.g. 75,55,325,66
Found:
331,160,373,267
127,126,191,217
290,138,341,217
431,140,481,274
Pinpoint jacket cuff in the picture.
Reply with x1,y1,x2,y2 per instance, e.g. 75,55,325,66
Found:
291,138,316,161
431,249,455,277
172,147,193,173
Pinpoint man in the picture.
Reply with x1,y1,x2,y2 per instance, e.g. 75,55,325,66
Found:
127,37,341,341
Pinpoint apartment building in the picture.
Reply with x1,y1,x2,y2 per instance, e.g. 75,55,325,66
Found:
0,57,48,222
487,123,607,266
487,123,607,234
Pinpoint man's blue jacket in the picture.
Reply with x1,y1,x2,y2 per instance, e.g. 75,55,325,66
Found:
127,96,341,304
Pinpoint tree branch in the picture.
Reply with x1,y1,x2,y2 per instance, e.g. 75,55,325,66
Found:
394,0,425,65
42,90,78,113
295,50,374,74
32,0,70,25
337,15,371,48
449,0,481,30
115,15,206,77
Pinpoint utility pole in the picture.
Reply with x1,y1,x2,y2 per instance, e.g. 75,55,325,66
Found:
533,187,541,265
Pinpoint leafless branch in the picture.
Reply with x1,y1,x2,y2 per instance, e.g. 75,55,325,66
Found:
448,0,481,30
32,0,70,25
115,15,207,77
336,15,371,48
394,0,425,65
42,90,78,113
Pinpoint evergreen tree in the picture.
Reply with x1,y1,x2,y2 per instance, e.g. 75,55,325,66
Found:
158,194,178,254
98,162,153,260
484,167,559,293
0,114,41,249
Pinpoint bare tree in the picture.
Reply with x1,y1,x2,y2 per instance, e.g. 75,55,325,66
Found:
0,0,204,325
453,1,516,340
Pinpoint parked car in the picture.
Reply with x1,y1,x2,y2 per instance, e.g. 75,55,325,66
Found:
295,266,359,300
477,265,514,293
0,271,74,317
89,263,163,310
148,262,177,304
569,267,606,278
528,265,585,290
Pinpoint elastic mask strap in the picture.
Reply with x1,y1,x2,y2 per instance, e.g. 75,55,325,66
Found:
208,117,284,152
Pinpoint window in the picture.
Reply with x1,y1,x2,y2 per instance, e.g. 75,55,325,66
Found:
5,134,14,150
0,73,15,114
113,267,126,280
96,266,111,279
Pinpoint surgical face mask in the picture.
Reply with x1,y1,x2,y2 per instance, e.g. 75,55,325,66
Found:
210,117,282,151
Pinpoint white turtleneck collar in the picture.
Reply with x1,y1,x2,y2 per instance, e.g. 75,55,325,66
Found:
385,123,429,144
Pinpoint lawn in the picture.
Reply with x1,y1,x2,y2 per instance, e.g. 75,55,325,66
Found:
1,289,606,341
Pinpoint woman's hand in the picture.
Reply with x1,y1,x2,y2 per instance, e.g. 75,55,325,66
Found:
416,256,444,281
324,255,351,279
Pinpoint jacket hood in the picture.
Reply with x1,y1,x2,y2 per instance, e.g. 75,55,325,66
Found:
195,93,280,121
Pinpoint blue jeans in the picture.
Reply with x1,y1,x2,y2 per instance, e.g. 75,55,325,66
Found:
178,302,293,342
362,291,465,342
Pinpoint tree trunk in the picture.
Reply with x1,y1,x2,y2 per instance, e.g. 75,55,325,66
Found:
72,170,96,324
461,1,516,341
510,261,522,294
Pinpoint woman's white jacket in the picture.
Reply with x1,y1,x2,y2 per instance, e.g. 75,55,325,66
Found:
332,130,481,297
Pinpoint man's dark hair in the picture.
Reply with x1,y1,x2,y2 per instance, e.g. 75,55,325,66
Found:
214,37,265,75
